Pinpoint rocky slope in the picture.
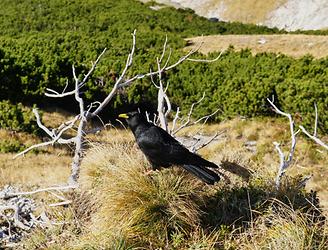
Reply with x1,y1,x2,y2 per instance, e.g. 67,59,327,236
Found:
141,0,328,31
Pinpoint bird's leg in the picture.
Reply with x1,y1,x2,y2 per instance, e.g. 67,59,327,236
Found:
144,164,160,176
144,169,155,176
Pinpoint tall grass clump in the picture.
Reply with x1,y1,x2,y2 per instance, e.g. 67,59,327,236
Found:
79,131,217,248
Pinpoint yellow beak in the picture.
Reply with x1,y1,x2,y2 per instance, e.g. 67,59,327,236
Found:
118,113,129,119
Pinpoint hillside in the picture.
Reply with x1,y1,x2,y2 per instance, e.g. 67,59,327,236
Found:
141,0,328,31
185,34,328,58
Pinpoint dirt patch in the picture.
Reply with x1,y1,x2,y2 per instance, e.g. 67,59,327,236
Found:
185,34,328,58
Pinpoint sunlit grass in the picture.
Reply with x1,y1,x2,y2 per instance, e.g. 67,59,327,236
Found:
1,111,327,249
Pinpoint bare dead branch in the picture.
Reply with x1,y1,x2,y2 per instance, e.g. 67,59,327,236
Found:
193,131,223,152
14,109,77,159
117,42,201,89
156,57,169,131
1,185,76,199
314,102,318,137
13,140,55,159
172,92,205,135
91,30,136,117
299,125,328,150
45,48,107,98
187,50,224,63
171,107,181,133
193,107,221,126
298,102,328,150
48,200,72,207
267,98,299,189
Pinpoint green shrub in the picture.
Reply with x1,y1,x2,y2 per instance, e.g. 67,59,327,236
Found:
0,0,327,131
0,139,25,153
0,100,40,135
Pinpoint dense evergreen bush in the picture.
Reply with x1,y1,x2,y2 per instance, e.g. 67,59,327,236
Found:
0,0,327,131
0,101,40,135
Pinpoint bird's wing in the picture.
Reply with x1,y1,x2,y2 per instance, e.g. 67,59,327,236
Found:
137,125,190,165
153,126,218,168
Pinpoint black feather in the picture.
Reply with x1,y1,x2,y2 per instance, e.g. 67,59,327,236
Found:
120,111,220,185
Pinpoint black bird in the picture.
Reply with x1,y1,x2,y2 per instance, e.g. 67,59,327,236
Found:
119,111,220,185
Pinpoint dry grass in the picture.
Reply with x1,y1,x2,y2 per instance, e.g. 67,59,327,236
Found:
0,153,71,187
219,0,286,24
1,110,328,248
186,34,328,58
142,0,287,24
0,109,74,187
79,136,207,248
227,200,328,249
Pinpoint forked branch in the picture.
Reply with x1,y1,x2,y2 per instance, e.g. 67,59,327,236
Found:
267,98,299,189
15,30,218,188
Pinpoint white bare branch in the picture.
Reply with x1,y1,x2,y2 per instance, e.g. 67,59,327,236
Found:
32,109,53,138
117,42,201,89
298,102,328,150
267,98,299,189
190,131,223,153
172,92,205,135
91,30,137,117
171,107,181,133
314,102,318,137
14,109,77,159
45,48,107,98
0,185,76,199
193,108,221,126
299,125,328,150
14,141,55,159
156,57,169,131
187,50,224,63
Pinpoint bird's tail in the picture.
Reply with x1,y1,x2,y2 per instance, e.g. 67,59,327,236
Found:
187,153,219,169
182,164,220,185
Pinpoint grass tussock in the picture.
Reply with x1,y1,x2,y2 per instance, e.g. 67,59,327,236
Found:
80,138,207,248
75,131,327,249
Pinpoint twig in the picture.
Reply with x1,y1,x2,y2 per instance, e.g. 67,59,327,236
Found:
1,185,76,199
187,50,224,63
45,48,107,98
193,131,223,152
171,93,206,135
48,200,72,207
314,102,318,137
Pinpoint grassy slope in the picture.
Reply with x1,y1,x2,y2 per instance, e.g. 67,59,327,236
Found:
186,34,328,58
141,0,287,24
